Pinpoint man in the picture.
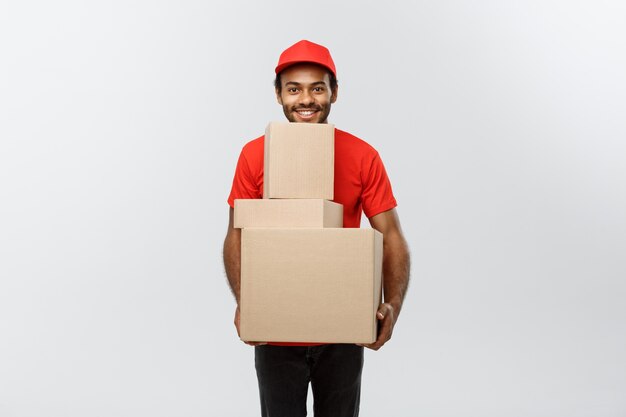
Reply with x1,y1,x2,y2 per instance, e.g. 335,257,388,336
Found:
223,40,410,417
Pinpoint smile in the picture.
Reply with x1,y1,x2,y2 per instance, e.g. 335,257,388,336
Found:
295,109,319,119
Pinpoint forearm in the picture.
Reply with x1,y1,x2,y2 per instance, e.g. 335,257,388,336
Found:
382,230,410,317
223,228,242,303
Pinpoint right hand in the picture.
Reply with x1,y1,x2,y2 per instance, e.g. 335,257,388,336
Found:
234,306,266,346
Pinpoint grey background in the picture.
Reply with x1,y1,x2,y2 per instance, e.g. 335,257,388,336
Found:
1,1,625,416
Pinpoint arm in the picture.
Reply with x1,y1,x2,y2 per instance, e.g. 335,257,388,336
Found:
222,207,265,346
361,208,410,350
223,208,241,303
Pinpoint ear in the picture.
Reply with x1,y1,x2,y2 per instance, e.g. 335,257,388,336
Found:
275,88,283,105
330,86,338,104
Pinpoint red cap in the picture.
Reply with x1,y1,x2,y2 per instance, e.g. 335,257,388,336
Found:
275,40,337,78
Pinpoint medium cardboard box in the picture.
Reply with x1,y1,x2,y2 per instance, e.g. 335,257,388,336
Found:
240,228,383,344
263,122,335,199
234,199,343,228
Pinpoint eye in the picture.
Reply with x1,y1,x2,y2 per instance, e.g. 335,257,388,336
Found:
287,87,299,94
313,87,325,92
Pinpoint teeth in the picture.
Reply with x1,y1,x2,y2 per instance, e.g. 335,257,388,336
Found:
298,110,314,116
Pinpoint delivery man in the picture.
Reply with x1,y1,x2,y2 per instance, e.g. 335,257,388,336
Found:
223,40,410,417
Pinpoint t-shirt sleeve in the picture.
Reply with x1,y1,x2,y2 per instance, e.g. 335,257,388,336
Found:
227,148,262,207
361,152,398,218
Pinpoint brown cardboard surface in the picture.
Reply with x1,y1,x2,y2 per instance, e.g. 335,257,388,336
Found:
240,228,383,344
263,122,334,199
234,199,343,228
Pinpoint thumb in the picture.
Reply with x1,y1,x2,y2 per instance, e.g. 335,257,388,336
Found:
376,304,389,320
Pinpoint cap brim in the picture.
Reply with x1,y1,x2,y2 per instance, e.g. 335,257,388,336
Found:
275,60,336,77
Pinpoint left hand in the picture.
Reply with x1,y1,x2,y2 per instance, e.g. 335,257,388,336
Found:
234,306,266,346
358,303,397,351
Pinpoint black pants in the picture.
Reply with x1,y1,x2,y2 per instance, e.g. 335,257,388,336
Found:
255,344,364,417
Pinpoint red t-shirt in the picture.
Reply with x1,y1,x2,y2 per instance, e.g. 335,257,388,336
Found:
228,128,397,224
227,127,397,345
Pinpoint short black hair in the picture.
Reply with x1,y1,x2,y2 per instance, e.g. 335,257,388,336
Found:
274,69,338,93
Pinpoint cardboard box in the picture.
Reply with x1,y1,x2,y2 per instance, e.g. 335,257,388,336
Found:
263,122,335,199
240,228,383,344
234,199,343,228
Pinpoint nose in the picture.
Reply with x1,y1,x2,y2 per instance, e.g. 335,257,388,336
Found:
298,90,315,106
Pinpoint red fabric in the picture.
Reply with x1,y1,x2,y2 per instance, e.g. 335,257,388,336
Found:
275,39,337,77
228,128,397,225
227,128,397,345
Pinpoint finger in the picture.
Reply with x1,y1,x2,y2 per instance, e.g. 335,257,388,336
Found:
380,313,393,336
359,331,386,350
376,304,393,320
362,342,381,351
234,316,241,337
359,306,394,350
244,341,267,346
368,318,393,350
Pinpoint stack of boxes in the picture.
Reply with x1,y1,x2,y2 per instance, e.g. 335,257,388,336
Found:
234,122,383,344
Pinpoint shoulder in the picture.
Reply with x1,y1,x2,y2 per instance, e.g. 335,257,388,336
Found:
335,128,381,163
233,135,265,176
335,128,379,153
240,135,264,158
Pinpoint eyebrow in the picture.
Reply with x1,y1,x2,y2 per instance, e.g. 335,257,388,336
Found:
284,81,327,86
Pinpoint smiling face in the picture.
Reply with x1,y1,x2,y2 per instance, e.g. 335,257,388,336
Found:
275,63,338,124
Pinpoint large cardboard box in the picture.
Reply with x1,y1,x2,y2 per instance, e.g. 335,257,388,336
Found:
263,122,335,199
234,199,343,228
240,228,383,343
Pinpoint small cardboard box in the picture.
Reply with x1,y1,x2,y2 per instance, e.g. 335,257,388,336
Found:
234,199,343,228
240,228,383,344
263,122,335,199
